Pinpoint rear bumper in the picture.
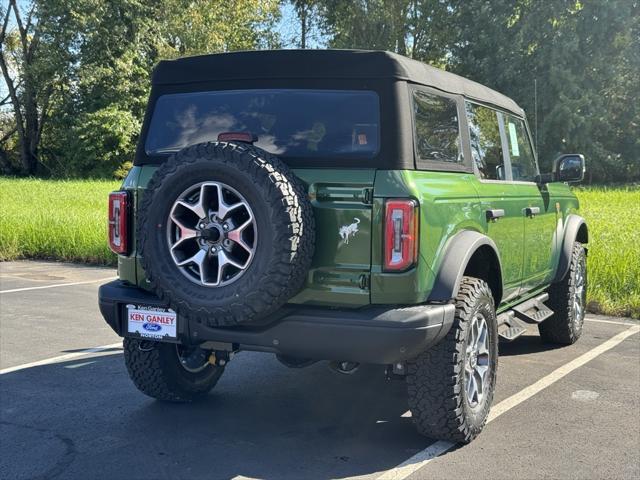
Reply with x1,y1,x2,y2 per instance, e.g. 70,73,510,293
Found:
98,280,455,364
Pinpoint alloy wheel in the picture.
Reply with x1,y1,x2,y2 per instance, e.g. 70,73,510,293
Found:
572,256,587,328
167,182,257,287
464,313,491,409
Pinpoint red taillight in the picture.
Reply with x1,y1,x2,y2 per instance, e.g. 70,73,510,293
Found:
384,199,418,271
108,191,129,254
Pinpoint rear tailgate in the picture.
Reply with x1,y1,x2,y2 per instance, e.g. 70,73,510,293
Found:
288,169,376,307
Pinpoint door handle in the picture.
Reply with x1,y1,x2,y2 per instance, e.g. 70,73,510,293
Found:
486,209,505,221
525,206,541,217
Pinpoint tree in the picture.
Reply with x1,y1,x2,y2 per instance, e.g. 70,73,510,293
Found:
0,0,66,175
314,0,639,183
448,0,640,182
1,0,280,178
157,0,280,57
319,0,453,64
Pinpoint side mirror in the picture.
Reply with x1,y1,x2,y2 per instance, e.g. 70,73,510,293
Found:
554,154,585,183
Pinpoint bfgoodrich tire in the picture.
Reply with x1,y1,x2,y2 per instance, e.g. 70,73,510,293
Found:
539,242,587,344
124,338,224,402
406,276,498,443
138,142,315,327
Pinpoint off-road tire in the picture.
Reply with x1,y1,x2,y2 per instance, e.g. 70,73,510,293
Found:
406,277,498,443
539,242,587,344
138,142,315,327
124,338,224,402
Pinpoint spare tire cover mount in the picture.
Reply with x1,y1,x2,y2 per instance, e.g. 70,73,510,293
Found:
137,141,315,327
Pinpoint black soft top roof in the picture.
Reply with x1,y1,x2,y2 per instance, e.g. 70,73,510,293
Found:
152,49,524,116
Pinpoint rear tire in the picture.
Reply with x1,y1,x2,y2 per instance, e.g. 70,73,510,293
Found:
124,338,224,402
539,242,587,344
406,276,498,443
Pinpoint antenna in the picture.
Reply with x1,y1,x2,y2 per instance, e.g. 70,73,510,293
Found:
534,78,538,155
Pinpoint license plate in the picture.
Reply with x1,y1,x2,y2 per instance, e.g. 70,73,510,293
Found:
127,304,177,340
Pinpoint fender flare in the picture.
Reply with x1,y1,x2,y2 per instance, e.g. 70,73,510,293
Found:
428,230,503,303
554,214,588,282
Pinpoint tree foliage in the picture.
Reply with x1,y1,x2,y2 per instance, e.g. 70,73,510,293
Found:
1,0,637,183
0,0,279,177
311,0,639,183
448,0,639,182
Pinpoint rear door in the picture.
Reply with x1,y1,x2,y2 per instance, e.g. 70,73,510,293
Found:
288,169,375,307
465,102,524,303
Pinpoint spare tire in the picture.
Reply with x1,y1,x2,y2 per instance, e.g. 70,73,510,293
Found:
138,142,315,327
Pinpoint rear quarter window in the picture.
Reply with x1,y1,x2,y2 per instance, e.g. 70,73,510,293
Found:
412,89,463,167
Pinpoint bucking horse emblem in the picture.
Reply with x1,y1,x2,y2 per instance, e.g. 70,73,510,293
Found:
339,218,360,245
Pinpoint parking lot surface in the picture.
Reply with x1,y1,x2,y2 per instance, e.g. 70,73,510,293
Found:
1,261,639,480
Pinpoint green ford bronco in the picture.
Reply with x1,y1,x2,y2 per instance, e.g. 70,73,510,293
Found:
99,49,588,443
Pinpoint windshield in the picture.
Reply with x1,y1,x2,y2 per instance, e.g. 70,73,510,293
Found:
145,89,380,159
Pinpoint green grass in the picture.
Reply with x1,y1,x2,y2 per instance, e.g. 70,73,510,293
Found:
0,178,638,317
0,178,120,265
575,187,640,318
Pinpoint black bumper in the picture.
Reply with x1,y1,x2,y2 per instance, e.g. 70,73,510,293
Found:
98,280,455,364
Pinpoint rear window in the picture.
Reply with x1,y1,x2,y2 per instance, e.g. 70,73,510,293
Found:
145,89,380,159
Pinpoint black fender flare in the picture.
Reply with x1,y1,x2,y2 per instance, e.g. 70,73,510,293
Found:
554,214,588,282
428,230,503,303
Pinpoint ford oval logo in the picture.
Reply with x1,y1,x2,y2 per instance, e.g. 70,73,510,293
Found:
143,323,162,332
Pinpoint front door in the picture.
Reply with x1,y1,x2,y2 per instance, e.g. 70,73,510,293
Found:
502,115,557,292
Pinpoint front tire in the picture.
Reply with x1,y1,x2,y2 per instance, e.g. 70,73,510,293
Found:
124,338,224,402
406,276,498,443
539,242,587,344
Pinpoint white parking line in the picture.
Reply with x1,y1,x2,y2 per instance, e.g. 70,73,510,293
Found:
0,277,117,294
585,317,638,326
64,361,97,369
378,324,640,480
0,343,122,375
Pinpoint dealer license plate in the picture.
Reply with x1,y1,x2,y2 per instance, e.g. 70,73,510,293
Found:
127,304,177,340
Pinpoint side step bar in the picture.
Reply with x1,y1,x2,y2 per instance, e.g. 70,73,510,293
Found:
512,293,554,324
497,293,554,342
497,311,528,342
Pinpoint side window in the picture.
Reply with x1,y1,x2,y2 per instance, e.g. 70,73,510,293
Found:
413,90,462,164
504,116,537,181
466,102,505,180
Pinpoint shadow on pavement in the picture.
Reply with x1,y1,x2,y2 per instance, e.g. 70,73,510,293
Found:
0,352,432,480
499,334,564,357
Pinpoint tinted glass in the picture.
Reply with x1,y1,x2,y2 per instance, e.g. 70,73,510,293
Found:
413,90,462,164
146,89,380,158
504,116,537,181
466,102,505,180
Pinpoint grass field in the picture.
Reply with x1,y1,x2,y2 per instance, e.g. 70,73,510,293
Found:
575,186,640,318
0,178,120,265
1,178,638,318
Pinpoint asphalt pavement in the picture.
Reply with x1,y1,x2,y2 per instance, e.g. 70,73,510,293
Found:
1,260,639,480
